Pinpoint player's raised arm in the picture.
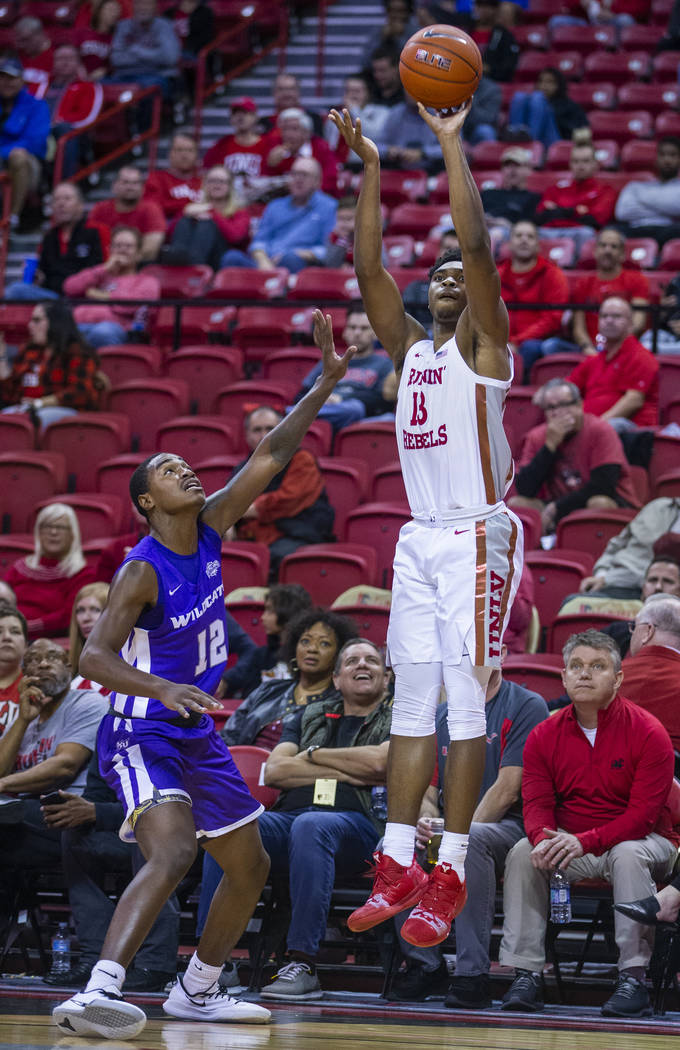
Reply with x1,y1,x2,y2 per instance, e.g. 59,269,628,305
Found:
418,101,509,378
329,108,425,371
202,311,356,536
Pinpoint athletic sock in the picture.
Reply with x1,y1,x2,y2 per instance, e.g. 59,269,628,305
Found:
85,959,126,993
182,952,223,996
382,822,416,867
437,831,468,879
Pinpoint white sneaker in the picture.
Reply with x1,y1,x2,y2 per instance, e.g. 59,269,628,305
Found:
163,976,271,1024
52,986,147,1039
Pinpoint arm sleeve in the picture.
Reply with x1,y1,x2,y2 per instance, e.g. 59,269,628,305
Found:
253,451,324,522
515,444,558,498
63,263,107,297
554,463,622,520
588,186,617,228
0,99,50,160
211,209,251,246
499,692,549,768
279,707,304,746
520,724,559,845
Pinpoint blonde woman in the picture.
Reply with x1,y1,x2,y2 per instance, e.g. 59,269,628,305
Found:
69,582,110,693
6,502,96,638
165,166,251,269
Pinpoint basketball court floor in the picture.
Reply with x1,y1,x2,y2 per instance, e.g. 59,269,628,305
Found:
1,985,679,1050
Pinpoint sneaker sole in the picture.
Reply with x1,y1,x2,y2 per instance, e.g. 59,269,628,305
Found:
53,999,147,1039
347,880,428,932
162,1000,271,1024
499,999,543,1012
260,988,324,1001
601,1005,652,1018
445,996,492,1010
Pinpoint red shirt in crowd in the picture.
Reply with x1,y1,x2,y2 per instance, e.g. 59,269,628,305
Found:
497,256,569,343
536,176,617,229
522,693,679,856
6,558,96,639
203,135,271,186
143,169,203,227
0,674,21,738
568,335,659,427
572,269,651,342
517,413,640,509
236,450,324,547
74,26,115,77
0,342,102,410
263,134,339,196
88,199,166,238
621,645,680,752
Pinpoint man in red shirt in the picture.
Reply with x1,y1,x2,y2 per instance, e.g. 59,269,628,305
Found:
499,629,678,1018
203,97,271,203
14,16,53,98
264,108,339,196
536,141,617,255
143,131,202,233
497,220,569,374
88,166,165,262
511,378,640,536
620,593,680,751
570,228,651,353
0,603,26,739
567,297,659,430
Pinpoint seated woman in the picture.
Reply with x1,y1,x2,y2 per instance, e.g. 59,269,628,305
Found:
163,166,251,270
507,68,588,149
0,301,103,427
221,607,357,750
69,581,110,693
6,502,96,639
220,583,312,699
75,0,122,80
63,225,161,348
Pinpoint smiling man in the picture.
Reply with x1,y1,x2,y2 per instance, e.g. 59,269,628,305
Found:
53,310,355,1039
498,629,678,1018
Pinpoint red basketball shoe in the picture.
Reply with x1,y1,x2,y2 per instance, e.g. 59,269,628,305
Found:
400,862,467,947
347,852,428,932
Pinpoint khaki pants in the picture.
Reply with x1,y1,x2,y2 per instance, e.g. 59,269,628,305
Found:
499,833,677,973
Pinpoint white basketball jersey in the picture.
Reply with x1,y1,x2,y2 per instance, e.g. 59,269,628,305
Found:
395,335,514,520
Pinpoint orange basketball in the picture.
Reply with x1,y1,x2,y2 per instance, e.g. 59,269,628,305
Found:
399,24,482,111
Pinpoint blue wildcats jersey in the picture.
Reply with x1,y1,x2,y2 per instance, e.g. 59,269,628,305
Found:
109,521,227,723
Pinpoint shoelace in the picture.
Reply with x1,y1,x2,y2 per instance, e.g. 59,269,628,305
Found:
615,976,643,1000
184,979,236,1004
512,971,540,995
274,962,311,983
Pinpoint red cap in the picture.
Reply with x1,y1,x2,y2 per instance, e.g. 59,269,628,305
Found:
230,96,257,113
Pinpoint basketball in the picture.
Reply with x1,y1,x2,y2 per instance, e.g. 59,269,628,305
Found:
399,24,482,112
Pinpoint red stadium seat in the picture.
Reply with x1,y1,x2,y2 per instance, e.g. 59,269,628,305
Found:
502,654,565,702
344,503,410,589
301,420,333,459
620,140,658,172
525,552,587,631
0,451,67,532
156,416,241,462
363,169,427,207
387,203,454,238
231,306,314,355
214,380,296,423
656,111,680,138
225,597,267,646
96,453,152,529
0,304,34,343
650,434,680,485
279,543,378,606
32,493,124,543
653,50,680,81
152,304,237,347
530,354,582,387
371,461,407,504
517,49,583,81
209,267,289,300
556,508,636,559
653,469,680,499
97,345,162,386
540,238,576,269
618,83,680,116
513,25,549,49
503,388,543,438
165,346,244,413
221,540,270,590
329,603,390,648
550,24,616,52
0,414,35,452
389,267,430,294
584,50,652,84
619,24,665,50
472,170,504,193
317,456,370,539
193,455,242,495
262,347,320,387
526,171,568,194
588,110,654,147
591,140,620,172
0,534,34,579
41,412,131,492
141,264,213,299
544,142,575,171
510,504,542,551
568,83,616,112
335,420,399,474
548,612,632,654
383,235,416,268
229,746,280,809
471,140,543,170
659,240,680,271
652,0,674,24
108,378,190,450
288,268,360,302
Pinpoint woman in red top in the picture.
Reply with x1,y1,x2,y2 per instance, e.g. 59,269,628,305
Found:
164,166,251,270
6,502,96,639
68,581,110,694
75,0,123,79
0,301,102,427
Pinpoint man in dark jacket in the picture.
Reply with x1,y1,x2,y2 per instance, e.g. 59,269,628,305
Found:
6,181,103,300
0,52,50,227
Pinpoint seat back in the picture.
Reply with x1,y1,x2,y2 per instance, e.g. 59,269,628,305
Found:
556,508,636,559
41,413,131,492
344,503,411,588
548,612,631,653
225,598,266,646
156,416,241,463
32,492,124,543
525,553,587,632
108,379,190,450
334,421,399,475
317,457,369,539
371,461,407,504
221,541,270,591
0,534,34,579
278,544,378,606
165,348,244,414
0,452,67,532
326,604,390,648
0,415,35,453
98,345,162,384
229,746,280,809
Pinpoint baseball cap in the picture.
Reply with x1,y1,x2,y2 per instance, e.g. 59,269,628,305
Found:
0,55,23,78
501,147,531,165
230,96,257,113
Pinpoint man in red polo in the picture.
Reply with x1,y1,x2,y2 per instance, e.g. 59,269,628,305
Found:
536,141,617,255
571,228,651,354
620,592,680,751
203,97,270,202
567,296,659,430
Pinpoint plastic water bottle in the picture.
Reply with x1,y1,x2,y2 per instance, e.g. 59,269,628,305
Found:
50,922,71,976
550,868,572,924
370,786,388,821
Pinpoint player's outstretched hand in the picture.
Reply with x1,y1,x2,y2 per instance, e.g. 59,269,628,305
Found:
417,98,471,139
157,681,221,718
313,309,357,385
329,108,379,165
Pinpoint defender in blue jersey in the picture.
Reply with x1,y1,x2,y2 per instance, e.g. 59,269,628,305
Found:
53,311,355,1040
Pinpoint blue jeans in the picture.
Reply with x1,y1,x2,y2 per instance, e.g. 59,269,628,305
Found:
198,808,378,956
77,320,128,348
508,91,561,148
219,248,312,273
465,123,497,145
5,282,59,301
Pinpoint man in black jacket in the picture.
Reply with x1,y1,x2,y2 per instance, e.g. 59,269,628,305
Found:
6,181,103,300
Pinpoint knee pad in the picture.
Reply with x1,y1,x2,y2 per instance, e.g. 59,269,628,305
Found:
390,662,443,736
444,657,487,741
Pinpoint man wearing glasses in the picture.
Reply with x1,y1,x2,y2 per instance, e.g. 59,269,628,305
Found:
510,377,639,536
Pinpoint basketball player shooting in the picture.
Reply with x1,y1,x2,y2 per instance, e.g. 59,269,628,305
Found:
330,101,523,947
53,312,355,1040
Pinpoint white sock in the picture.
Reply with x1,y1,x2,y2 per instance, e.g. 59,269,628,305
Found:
85,959,126,994
437,831,468,879
382,822,416,867
182,952,223,996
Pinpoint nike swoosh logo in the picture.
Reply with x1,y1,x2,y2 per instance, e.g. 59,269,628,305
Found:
454,529,469,535
169,584,182,595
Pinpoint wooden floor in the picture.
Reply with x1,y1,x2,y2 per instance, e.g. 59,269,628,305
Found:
2,988,680,1050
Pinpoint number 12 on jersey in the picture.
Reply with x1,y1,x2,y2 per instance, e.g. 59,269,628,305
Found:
194,618,227,675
